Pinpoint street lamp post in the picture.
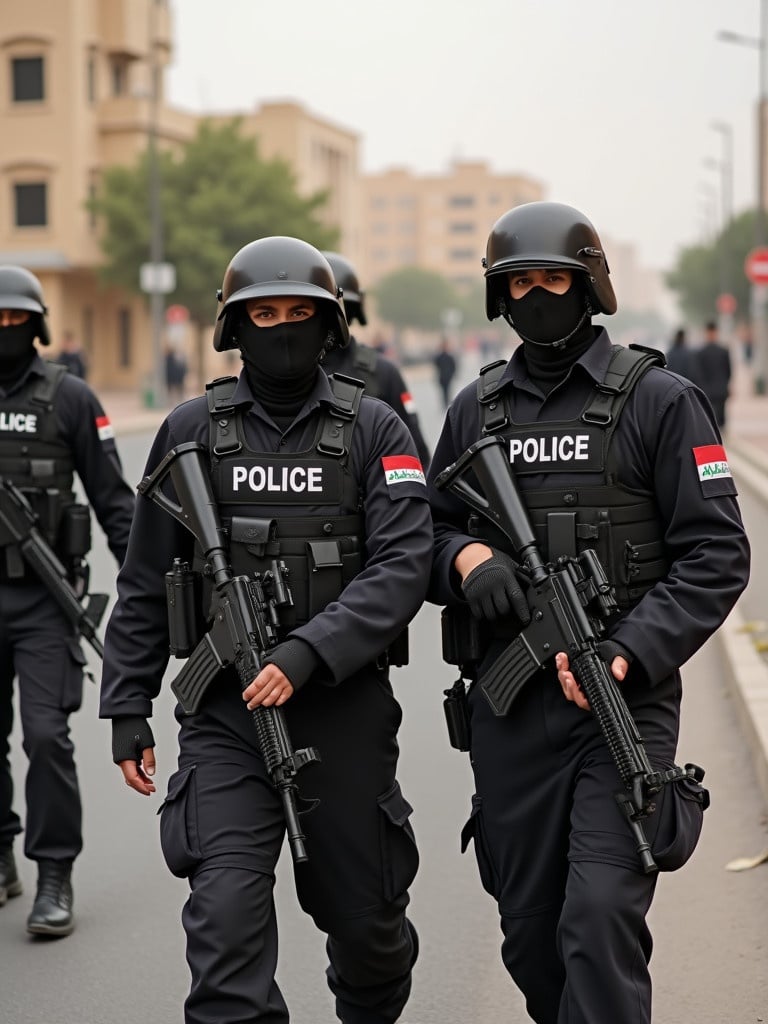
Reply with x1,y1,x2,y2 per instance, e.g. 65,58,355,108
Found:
718,1,768,392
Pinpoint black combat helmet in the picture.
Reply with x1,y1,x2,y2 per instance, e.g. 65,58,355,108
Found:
0,265,51,345
213,237,350,352
482,202,617,322
322,252,367,326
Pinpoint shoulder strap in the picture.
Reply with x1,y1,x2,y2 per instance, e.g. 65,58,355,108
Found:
205,376,242,456
353,344,378,375
477,359,509,432
581,344,665,429
31,361,68,410
319,373,365,457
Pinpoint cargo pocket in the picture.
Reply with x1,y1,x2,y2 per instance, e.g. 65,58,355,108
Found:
378,781,419,902
157,765,203,878
460,794,500,899
60,636,87,713
651,769,710,873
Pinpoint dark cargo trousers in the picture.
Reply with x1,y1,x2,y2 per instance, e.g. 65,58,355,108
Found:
160,668,419,1024
0,580,86,861
462,665,706,1024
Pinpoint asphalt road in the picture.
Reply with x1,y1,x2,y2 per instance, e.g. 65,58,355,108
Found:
2,359,767,1023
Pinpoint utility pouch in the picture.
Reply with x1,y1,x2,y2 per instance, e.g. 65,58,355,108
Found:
443,677,471,752
165,558,203,657
60,503,92,558
441,604,483,667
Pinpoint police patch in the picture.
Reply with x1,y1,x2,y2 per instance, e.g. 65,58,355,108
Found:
382,455,426,487
96,415,114,441
693,444,732,491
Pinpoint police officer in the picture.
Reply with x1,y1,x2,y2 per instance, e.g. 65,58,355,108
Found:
99,238,432,1024
426,203,750,1023
0,266,134,936
322,251,431,467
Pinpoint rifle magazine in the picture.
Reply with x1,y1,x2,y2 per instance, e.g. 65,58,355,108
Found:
479,635,539,716
171,636,223,715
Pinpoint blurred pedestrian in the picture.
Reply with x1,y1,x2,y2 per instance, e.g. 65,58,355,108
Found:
696,320,732,429
164,345,188,406
54,331,87,380
433,336,458,409
665,327,698,382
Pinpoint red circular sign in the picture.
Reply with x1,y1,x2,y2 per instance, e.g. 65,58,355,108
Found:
744,247,768,284
716,292,737,314
165,304,189,324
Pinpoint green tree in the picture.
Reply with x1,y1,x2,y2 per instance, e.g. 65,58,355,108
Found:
666,211,756,324
373,266,458,333
88,118,339,385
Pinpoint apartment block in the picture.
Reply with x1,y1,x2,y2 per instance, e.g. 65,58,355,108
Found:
360,161,544,289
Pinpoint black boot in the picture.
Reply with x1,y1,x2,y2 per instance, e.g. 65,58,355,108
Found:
26,859,74,937
0,847,22,906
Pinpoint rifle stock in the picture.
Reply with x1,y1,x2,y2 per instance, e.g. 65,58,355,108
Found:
138,442,320,864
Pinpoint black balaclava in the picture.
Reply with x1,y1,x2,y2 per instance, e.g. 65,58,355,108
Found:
0,321,38,387
507,279,596,393
237,312,330,427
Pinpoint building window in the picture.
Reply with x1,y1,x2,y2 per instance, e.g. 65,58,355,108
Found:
87,181,97,231
82,307,94,358
370,196,388,209
11,56,44,102
87,53,97,102
449,222,475,233
14,183,47,227
448,248,475,261
117,308,132,367
448,195,474,208
110,58,128,96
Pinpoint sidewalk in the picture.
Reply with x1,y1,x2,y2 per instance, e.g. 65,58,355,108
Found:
97,363,768,809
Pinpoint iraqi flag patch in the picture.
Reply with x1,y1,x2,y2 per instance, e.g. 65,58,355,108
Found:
693,444,732,489
381,454,426,487
96,415,114,441
401,391,417,414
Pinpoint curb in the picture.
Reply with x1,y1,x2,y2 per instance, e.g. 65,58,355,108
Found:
717,604,768,806
716,441,768,806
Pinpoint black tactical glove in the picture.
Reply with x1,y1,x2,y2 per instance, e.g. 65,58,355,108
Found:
111,716,156,764
598,640,634,667
461,549,531,623
264,638,320,692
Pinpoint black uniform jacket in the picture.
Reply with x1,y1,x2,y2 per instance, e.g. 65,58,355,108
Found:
99,370,433,719
325,338,432,468
0,353,134,564
427,329,750,686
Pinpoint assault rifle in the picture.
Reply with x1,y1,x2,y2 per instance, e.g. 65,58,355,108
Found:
0,477,108,658
138,441,320,865
435,435,702,874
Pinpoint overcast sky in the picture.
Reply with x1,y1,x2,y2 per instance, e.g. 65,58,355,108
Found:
166,0,763,273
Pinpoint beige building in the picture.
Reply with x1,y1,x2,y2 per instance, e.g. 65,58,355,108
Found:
360,161,544,290
1,2,362,392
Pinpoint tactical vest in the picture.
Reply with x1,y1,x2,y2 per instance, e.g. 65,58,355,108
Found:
0,362,82,576
349,343,380,400
201,373,366,632
474,344,668,608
